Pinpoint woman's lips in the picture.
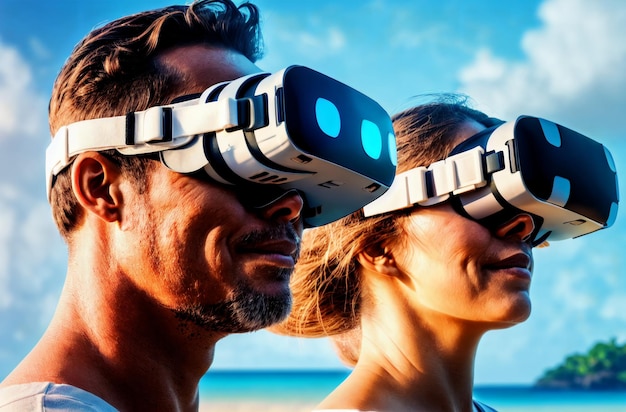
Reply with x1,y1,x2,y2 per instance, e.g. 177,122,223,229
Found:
485,253,532,280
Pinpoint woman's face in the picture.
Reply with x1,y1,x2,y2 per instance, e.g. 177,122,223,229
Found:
392,120,534,329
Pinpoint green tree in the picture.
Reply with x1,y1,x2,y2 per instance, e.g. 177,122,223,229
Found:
535,338,626,390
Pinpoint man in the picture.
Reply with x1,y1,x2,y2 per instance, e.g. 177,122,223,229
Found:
0,1,304,410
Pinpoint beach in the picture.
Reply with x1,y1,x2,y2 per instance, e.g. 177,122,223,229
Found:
200,400,317,412
198,371,626,412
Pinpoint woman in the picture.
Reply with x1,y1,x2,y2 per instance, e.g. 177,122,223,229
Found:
272,96,536,411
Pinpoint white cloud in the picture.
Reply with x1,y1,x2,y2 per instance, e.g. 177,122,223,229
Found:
522,0,626,95
0,193,17,309
260,12,347,68
600,294,626,321
28,37,51,60
458,0,626,138
552,268,595,311
0,39,47,138
389,25,447,50
0,39,64,377
296,26,346,55
326,27,347,51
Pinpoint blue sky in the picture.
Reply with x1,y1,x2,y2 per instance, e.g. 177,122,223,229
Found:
0,0,624,385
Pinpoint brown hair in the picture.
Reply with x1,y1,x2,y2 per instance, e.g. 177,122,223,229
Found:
48,0,263,240
273,94,499,337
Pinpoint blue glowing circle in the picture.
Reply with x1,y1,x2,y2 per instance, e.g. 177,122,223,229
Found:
388,132,397,166
361,120,382,159
315,98,341,138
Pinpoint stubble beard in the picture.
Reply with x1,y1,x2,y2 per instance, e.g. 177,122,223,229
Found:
152,217,300,335
173,270,293,334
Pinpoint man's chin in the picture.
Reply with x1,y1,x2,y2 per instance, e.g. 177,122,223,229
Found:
174,289,292,334
247,265,294,297
230,290,293,332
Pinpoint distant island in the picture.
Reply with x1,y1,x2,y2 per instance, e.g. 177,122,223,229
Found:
534,338,626,390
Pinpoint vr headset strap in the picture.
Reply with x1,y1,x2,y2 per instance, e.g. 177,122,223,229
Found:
45,97,246,200
363,146,487,217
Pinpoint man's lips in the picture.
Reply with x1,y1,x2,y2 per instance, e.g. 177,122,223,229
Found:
237,239,299,266
235,224,301,268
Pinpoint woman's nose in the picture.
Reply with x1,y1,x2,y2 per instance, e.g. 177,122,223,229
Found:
259,190,304,224
494,213,535,242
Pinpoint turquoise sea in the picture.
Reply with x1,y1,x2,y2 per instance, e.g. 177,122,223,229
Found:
199,370,626,411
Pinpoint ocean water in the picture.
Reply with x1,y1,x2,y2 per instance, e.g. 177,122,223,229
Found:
200,370,344,403
473,385,626,412
199,370,626,411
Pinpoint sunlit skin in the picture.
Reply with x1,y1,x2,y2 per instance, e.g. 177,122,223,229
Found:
319,121,535,412
121,156,303,332
1,45,304,412
396,203,534,329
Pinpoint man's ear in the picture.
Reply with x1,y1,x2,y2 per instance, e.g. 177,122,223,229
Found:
71,152,122,223
357,244,400,277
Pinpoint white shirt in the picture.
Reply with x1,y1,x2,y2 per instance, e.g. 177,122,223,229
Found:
0,382,117,411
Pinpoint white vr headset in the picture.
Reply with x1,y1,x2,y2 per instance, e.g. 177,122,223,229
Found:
363,116,619,246
46,65,397,227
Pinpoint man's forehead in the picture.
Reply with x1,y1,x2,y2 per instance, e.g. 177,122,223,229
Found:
157,44,263,95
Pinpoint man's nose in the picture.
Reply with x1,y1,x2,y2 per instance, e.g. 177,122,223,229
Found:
494,213,535,242
259,190,304,223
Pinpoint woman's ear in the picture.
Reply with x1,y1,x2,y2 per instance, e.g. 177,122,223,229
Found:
71,152,122,223
357,244,400,277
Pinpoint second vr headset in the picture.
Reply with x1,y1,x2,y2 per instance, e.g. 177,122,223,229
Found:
46,65,397,227
363,115,619,246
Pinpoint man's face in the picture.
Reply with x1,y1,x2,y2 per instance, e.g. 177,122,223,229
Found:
120,45,304,334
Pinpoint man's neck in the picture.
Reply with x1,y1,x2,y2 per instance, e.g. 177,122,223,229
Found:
3,269,222,412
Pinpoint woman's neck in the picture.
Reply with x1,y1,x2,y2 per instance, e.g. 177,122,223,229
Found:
319,277,485,412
